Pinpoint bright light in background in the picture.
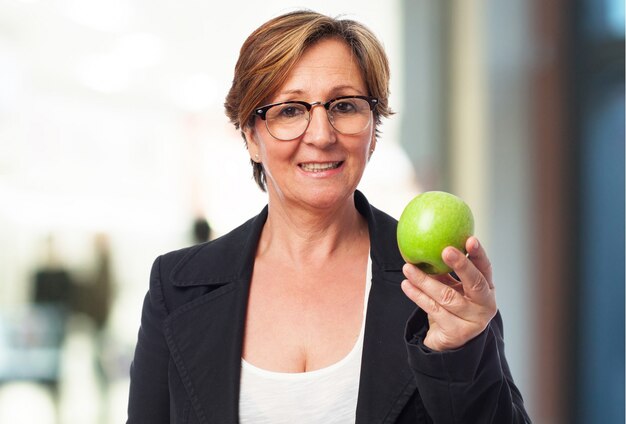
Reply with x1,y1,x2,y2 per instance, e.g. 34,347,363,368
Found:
75,32,164,93
60,0,135,32
170,73,219,112
114,32,164,69
0,51,23,114
608,0,625,33
0,383,56,424
76,53,131,93
0,2,414,423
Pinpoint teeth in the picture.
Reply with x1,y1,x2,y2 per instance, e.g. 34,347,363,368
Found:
300,162,341,172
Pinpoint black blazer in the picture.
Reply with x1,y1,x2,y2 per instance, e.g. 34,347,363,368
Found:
127,191,531,424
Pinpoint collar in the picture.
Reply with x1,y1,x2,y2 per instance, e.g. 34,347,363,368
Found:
162,190,417,423
169,190,405,288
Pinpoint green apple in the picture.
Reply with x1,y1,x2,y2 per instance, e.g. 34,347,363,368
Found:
397,191,474,275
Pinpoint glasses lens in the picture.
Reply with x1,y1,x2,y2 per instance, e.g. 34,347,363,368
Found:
261,97,374,140
265,103,309,141
328,98,372,135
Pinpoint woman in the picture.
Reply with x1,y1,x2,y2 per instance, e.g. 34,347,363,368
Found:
127,10,531,424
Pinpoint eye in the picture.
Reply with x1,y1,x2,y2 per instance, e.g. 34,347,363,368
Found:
272,103,306,120
331,100,358,114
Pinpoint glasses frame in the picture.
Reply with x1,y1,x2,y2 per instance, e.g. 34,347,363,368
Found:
253,95,379,141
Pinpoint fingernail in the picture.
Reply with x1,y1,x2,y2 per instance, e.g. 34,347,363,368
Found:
473,238,480,250
445,248,459,261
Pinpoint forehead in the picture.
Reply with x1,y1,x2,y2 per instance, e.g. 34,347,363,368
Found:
275,38,367,99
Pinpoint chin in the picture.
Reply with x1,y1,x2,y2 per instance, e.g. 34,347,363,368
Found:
267,177,358,211
302,187,356,210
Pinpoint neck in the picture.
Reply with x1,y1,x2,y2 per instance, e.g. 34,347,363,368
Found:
258,193,368,266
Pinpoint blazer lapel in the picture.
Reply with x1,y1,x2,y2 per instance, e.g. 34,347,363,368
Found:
355,191,419,423
164,283,247,423
156,192,417,423
356,270,418,423
162,209,267,424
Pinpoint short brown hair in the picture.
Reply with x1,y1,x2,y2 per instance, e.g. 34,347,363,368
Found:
224,10,392,191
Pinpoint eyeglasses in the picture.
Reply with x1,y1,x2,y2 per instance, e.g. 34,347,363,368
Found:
253,95,378,141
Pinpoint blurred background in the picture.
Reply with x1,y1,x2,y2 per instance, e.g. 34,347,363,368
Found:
0,0,623,423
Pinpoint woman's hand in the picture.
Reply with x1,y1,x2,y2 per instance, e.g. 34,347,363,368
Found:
400,236,497,352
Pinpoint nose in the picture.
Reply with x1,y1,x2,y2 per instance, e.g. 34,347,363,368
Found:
301,104,337,148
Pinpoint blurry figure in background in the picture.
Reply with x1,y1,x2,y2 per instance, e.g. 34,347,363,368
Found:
72,233,113,331
191,215,212,244
71,233,116,423
30,234,74,395
1,233,117,423
33,235,74,311
0,234,74,419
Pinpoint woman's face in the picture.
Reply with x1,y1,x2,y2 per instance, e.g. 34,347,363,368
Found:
244,38,376,212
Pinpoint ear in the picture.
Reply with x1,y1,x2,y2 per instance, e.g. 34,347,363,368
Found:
243,127,261,163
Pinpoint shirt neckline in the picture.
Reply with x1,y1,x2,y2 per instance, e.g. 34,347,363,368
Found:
240,253,372,381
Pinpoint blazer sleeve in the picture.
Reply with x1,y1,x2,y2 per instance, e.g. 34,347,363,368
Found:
127,256,171,424
405,310,532,424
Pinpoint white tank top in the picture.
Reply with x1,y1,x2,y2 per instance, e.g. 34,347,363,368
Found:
239,256,372,424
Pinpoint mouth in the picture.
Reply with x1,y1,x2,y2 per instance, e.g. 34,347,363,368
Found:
298,161,343,172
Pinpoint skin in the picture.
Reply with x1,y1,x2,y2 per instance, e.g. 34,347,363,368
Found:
242,38,497,366
244,39,376,218
241,38,376,372
400,236,497,351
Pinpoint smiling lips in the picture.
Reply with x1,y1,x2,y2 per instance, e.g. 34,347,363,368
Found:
299,161,343,172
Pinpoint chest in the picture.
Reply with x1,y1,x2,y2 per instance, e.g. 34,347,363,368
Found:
242,257,369,373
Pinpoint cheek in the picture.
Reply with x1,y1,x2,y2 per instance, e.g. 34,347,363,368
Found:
249,126,273,159
360,132,376,156
259,141,297,175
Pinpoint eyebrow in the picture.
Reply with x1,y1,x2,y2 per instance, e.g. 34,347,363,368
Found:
276,89,305,97
275,84,364,99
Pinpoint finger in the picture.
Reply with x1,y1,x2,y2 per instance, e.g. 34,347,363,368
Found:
400,279,457,321
465,237,494,288
442,246,493,303
434,272,461,285
402,263,466,313
433,273,464,294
